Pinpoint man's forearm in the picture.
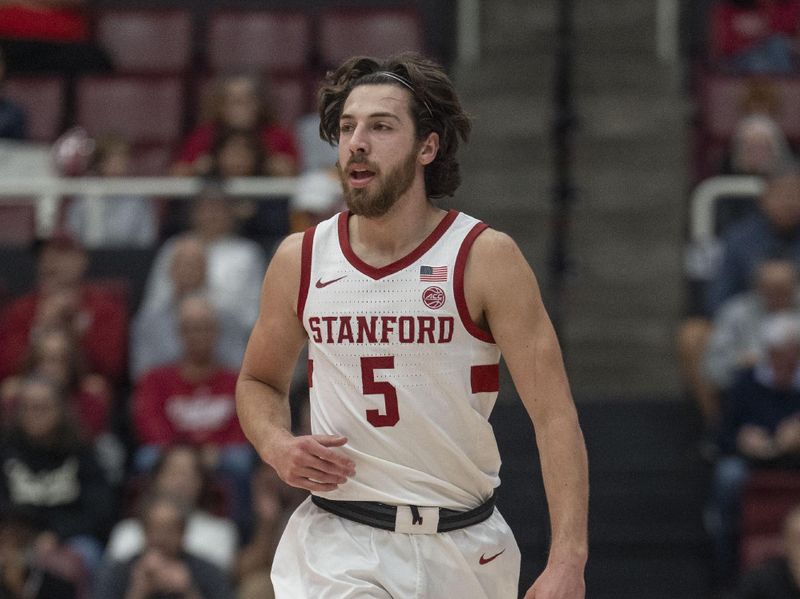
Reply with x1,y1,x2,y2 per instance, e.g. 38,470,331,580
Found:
536,411,589,565
235,375,293,463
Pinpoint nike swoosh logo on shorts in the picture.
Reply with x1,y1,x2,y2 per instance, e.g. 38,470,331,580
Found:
479,549,505,565
316,275,347,288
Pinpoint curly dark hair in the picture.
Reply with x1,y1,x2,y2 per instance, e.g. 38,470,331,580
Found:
318,52,472,199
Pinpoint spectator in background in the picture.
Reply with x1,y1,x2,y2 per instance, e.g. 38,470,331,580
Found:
206,128,267,179
721,113,797,177
105,445,238,572
708,170,800,314
204,127,290,249
288,167,343,234
0,511,79,599
707,313,800,585
234,464,301,599
0,376,114,578
0,325,111,439
140,184,266,331
0,0,112,75
93,492,234,599
0,47,27,140
130,236,248,382
706,259,800,389
729,504,800,598
679,170,800,431
64,133,158,248
132,295,255,529
287,113,342,234
0,325,126,485
0,234,128,383
739,78,783,119
171,74,298,177
710,0,800,74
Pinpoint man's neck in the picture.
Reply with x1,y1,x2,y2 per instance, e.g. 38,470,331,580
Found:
348,192,446,268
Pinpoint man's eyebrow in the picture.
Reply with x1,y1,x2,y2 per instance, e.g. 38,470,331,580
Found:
340,112,402,122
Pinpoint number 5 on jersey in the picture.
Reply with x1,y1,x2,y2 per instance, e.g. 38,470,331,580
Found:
361,356,399,427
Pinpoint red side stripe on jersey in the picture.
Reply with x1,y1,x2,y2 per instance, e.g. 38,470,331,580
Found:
338,209,460,280
454,222,495,343
471,364,500,393
307,359,313,388
297,226,316,324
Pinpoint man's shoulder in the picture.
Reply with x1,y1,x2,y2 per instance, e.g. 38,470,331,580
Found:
267,231,306,269
464,225,525,267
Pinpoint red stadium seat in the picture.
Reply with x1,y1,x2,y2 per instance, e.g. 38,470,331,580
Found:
3,77,65,141
207,10,311,74
739,469,800,572
0,203,36,247
94,10,193,74
75,76,185,145
318,7,425,68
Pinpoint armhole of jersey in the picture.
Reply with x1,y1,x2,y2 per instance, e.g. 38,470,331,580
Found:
454,222,495,343
296,226,316,324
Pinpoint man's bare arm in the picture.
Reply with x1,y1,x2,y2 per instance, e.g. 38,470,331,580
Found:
236,233,356,492
467,230,588,599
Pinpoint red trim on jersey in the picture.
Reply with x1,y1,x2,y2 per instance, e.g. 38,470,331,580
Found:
471,364,500,393
307,359,314,388
297,226,316,323
337,209,459,280
454,222,495,343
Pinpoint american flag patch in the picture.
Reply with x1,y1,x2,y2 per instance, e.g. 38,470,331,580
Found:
420,265,448,282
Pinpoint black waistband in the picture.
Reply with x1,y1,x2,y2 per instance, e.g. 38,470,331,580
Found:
311,491,496,533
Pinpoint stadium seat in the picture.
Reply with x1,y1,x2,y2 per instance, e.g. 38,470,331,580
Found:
739,469,800,572
75,76,185,145
94,10,193,74
318,7,425,68
3,77,65,141
0,203,36,247
207,10,311,74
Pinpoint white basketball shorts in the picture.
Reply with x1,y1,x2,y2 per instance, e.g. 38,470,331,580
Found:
271,496,521,598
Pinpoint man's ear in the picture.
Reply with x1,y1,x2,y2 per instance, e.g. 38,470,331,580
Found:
418,132,439,166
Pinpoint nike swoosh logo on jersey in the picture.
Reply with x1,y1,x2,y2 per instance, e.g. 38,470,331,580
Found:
315,275,347,288
479,549,505,565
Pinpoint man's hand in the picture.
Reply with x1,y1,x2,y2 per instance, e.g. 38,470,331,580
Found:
523,562,586,599
267,433,356,492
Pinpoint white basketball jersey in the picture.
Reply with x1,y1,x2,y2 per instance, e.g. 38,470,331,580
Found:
298,210,502,510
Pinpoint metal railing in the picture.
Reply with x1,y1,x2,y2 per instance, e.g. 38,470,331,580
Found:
688,175,763,241
0,176,298,238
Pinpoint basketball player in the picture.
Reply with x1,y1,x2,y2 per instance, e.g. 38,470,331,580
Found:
236,53,588,599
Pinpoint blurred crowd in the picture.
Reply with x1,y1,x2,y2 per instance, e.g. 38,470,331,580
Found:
680,0,800,597
0,2,345,598
5,0,800,597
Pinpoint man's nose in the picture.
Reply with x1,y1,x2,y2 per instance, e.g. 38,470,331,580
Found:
348,124,369,155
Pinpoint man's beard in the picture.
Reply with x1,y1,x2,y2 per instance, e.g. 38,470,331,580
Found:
338,150,418,218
